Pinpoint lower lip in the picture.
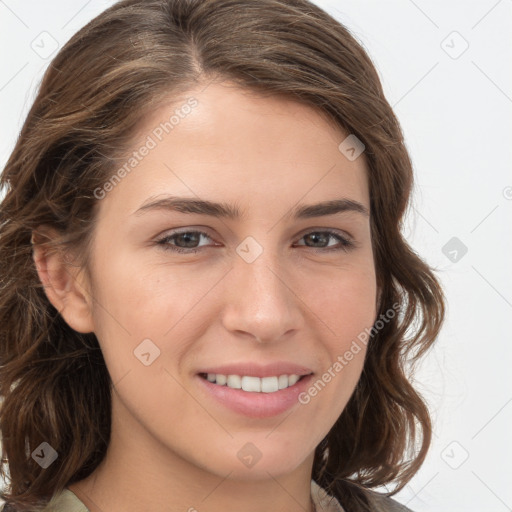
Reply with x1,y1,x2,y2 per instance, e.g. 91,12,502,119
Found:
196,374,314,418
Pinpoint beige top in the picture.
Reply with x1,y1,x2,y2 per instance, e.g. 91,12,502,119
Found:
1,480,410,511
311,480,346,511
0,480,344,511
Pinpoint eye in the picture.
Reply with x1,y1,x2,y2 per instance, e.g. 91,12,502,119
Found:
155,229,354,254
294,229,354,252
156,229,214,254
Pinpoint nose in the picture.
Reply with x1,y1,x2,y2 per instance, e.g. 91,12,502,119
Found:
220,247,305,344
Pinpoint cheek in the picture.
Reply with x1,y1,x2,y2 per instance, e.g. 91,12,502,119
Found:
300,260,377,342
89,249,207,335
295,263,376,418
87,250,224,388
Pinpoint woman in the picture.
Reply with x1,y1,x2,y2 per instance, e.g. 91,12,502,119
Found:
0,0,445,511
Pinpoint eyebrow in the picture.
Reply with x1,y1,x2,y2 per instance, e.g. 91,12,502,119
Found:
133,195,369,220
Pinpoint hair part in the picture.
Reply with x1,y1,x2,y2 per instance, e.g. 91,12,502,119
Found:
0,0,445,510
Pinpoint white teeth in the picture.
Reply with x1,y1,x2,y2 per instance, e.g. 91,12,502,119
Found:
242,376,261,392
278,374,289,389
227,375,242,389
216,374,227,386
261,376,279,393
288,374,300,386
204,373,304,393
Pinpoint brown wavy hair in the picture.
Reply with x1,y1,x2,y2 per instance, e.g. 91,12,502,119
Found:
0,0,445,510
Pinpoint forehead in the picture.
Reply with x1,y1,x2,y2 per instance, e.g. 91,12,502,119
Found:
98,81,369,219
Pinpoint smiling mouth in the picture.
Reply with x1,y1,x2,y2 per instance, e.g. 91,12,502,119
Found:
198,372,311,393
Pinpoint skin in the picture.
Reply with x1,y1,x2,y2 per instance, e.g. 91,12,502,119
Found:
33,80,378,512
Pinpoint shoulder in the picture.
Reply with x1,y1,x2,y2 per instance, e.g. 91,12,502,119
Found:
45,489,90,512
364,489,414,512
310,479,414,512
0,489,89,512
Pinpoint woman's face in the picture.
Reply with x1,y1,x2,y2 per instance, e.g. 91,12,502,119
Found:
81,81,377,480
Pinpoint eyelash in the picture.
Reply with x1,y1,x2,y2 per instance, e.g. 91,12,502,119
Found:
155,229,354,254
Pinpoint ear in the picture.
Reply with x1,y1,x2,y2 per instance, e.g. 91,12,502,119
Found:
31,226,95,334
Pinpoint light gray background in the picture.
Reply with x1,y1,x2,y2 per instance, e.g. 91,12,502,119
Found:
1,1,511,511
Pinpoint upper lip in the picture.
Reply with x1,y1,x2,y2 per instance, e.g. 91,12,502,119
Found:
197,362,314,378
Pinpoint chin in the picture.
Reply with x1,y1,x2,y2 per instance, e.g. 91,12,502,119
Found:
203,437,313,480
220,457,307,481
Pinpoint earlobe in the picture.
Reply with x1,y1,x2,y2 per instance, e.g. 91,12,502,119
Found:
31,227,95,334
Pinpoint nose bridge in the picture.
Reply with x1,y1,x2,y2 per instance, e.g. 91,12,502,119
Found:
221,235,303,342
236,237,289,311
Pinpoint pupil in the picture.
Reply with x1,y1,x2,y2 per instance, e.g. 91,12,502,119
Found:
178,232,199,247
306,233,327,247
